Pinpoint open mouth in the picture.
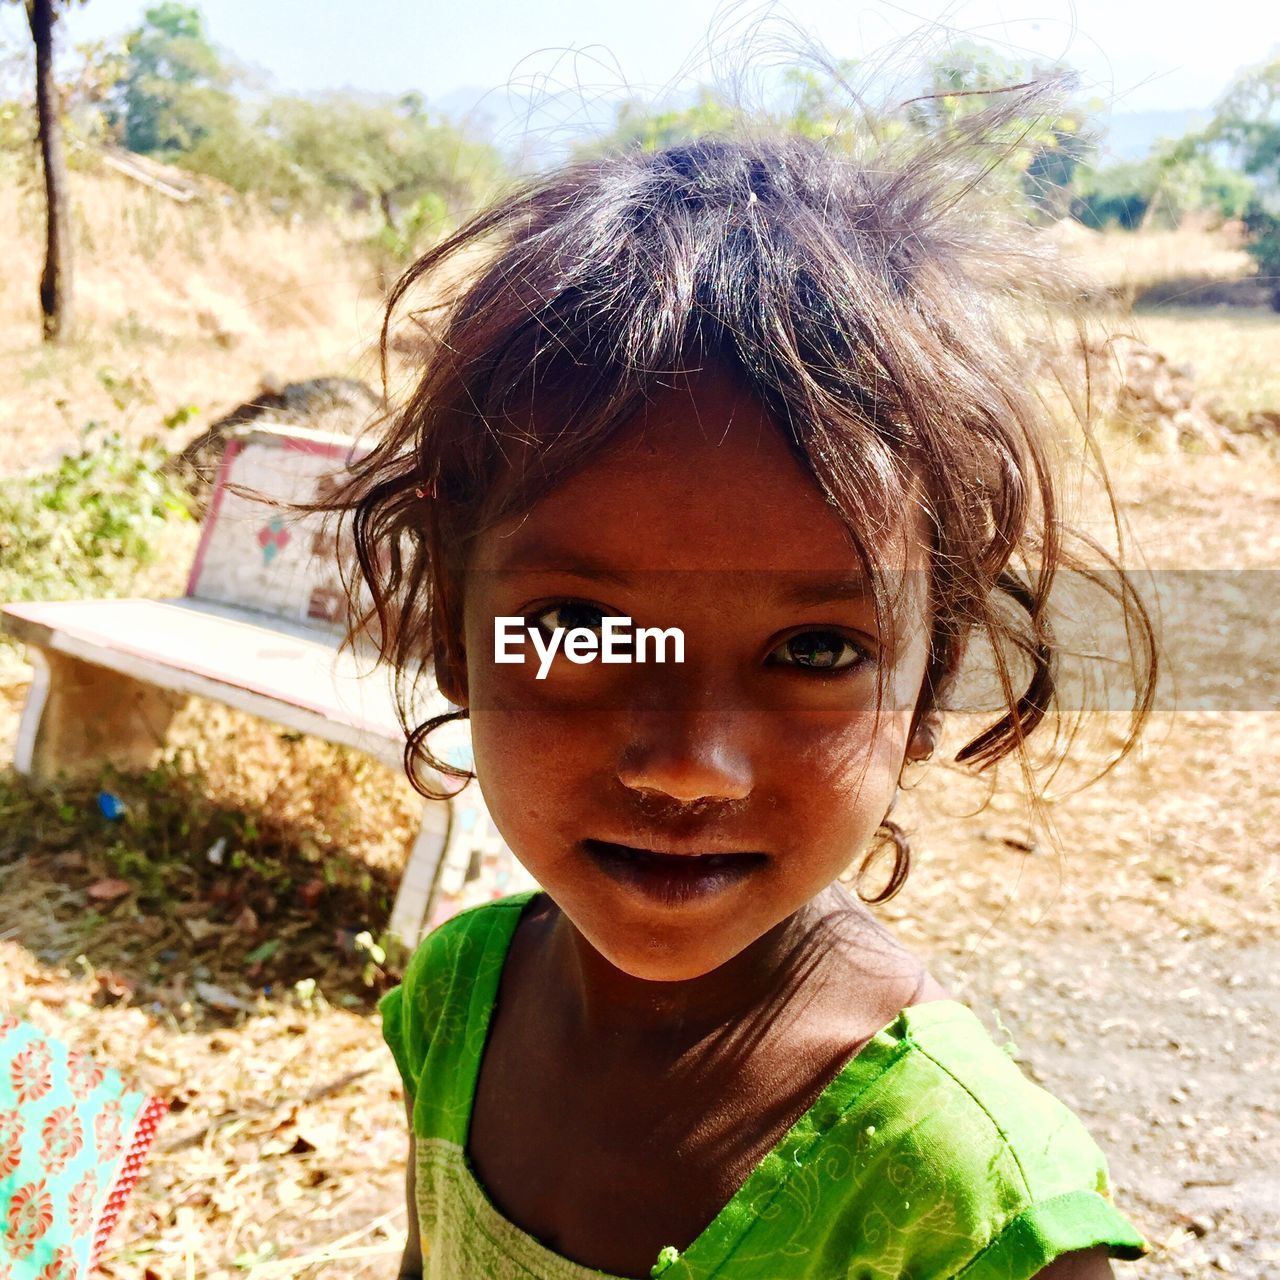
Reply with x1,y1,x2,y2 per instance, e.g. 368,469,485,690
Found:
582,839,767,906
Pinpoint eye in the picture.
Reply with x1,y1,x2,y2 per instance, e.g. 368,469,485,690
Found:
532,601,607,635
768,630,870,673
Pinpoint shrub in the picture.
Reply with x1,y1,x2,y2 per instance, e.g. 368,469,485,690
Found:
0,413,192,611
1242,203,1280,311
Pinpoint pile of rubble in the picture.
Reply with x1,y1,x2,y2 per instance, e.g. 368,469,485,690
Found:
165,377,384,512
1044,335,1277,453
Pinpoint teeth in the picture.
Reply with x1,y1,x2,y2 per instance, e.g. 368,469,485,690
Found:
627,847,736,865
588,840,759,866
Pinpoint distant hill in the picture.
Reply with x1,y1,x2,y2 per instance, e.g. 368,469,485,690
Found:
1096,108,1213,163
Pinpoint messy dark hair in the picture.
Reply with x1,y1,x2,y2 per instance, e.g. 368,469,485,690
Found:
332,89,1157,904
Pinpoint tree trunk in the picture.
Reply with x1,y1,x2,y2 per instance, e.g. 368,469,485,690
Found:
378,189,399,233
27,0,73,342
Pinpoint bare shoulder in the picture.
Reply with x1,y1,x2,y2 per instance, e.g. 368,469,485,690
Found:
816,888,955,1009
1032,1246,1116,1278
909,969,955,1004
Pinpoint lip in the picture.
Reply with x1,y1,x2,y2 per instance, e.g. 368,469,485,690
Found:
582,838,766,908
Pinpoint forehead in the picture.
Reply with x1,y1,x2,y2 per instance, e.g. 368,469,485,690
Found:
472,369,926,578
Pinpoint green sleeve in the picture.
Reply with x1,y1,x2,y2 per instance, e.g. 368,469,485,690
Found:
377,913,455,1105
377,983,416,1101
955,1190,1148,1278
376,893,537,1131
901,1009,1151,1278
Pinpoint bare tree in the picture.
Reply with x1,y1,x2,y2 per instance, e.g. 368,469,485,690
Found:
22,0,75,340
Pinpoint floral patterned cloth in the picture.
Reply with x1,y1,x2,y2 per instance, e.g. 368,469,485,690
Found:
0,1014,167,1279
380,891,1150,1280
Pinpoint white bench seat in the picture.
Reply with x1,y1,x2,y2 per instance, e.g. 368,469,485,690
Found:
1,423,534,947
4,596,407,771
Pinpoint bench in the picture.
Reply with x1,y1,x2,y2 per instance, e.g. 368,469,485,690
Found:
1,422,534,947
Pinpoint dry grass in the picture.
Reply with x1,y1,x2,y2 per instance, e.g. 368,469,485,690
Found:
0,171,386,475
1047,219,1257,297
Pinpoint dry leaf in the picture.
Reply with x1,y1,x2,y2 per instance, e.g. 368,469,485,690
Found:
87,878,132,901
194,981,257,1013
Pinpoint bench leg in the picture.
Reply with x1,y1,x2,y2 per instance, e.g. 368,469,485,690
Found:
387,799,451,948
14,648,185,786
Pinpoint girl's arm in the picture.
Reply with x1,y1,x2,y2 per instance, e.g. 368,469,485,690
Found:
1033,1246,1115,1278
397,1093,424,1279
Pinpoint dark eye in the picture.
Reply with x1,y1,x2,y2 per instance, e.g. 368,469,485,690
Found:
769,630,868,672
533,602,606,635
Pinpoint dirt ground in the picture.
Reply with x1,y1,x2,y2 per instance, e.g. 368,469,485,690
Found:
1,441,1277,1279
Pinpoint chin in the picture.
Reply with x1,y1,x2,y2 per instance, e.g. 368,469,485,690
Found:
567,901,756,981
599,943,733,984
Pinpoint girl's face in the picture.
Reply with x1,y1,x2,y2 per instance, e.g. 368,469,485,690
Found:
449,369,933,982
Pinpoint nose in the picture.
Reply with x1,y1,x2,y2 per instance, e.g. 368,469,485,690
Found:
615,706,754,803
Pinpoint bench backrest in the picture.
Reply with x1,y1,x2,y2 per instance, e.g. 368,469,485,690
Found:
181,421,542,930
186,423,367,630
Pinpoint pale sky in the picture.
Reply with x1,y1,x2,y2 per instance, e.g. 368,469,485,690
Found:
2,0,1275,121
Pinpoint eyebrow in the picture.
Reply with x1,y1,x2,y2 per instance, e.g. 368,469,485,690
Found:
490,541,634,586
491,541,874,606
771,576,875,607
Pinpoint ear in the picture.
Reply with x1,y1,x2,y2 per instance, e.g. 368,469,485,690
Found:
905,707,943,764
431,609,468,710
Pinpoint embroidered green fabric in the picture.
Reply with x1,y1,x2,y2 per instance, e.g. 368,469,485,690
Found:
380,891,1149,1279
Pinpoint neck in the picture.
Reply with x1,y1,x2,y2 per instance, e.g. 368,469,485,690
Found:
542,882,875,1052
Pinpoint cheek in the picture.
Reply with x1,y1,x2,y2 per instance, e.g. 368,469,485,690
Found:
466,698,616,859
468,706,561,840
781,704,911,813
461,604,625,848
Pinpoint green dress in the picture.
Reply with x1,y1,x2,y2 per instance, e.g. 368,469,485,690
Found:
379,891,1149,1280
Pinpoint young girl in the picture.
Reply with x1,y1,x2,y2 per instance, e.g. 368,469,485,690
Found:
341,97,1157,1280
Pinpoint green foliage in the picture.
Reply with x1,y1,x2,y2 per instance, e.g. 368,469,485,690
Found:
1205,57,1280,305
584,64,865,156
0,374,193,609
1071,159,1151,229
0,31,128,173
175,110,302,199
110,2,235,155
778,63,864,140
1158,147,1254,221
580,65,879,163
0,95,28,153
102,5,506,241
258,91,504,231
368,189,448,270
908,42,1094,220
1242,205,1280,306
586,87,745,155
1209,56,1280,181
1072,147,1252,230
582,45,1095,222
